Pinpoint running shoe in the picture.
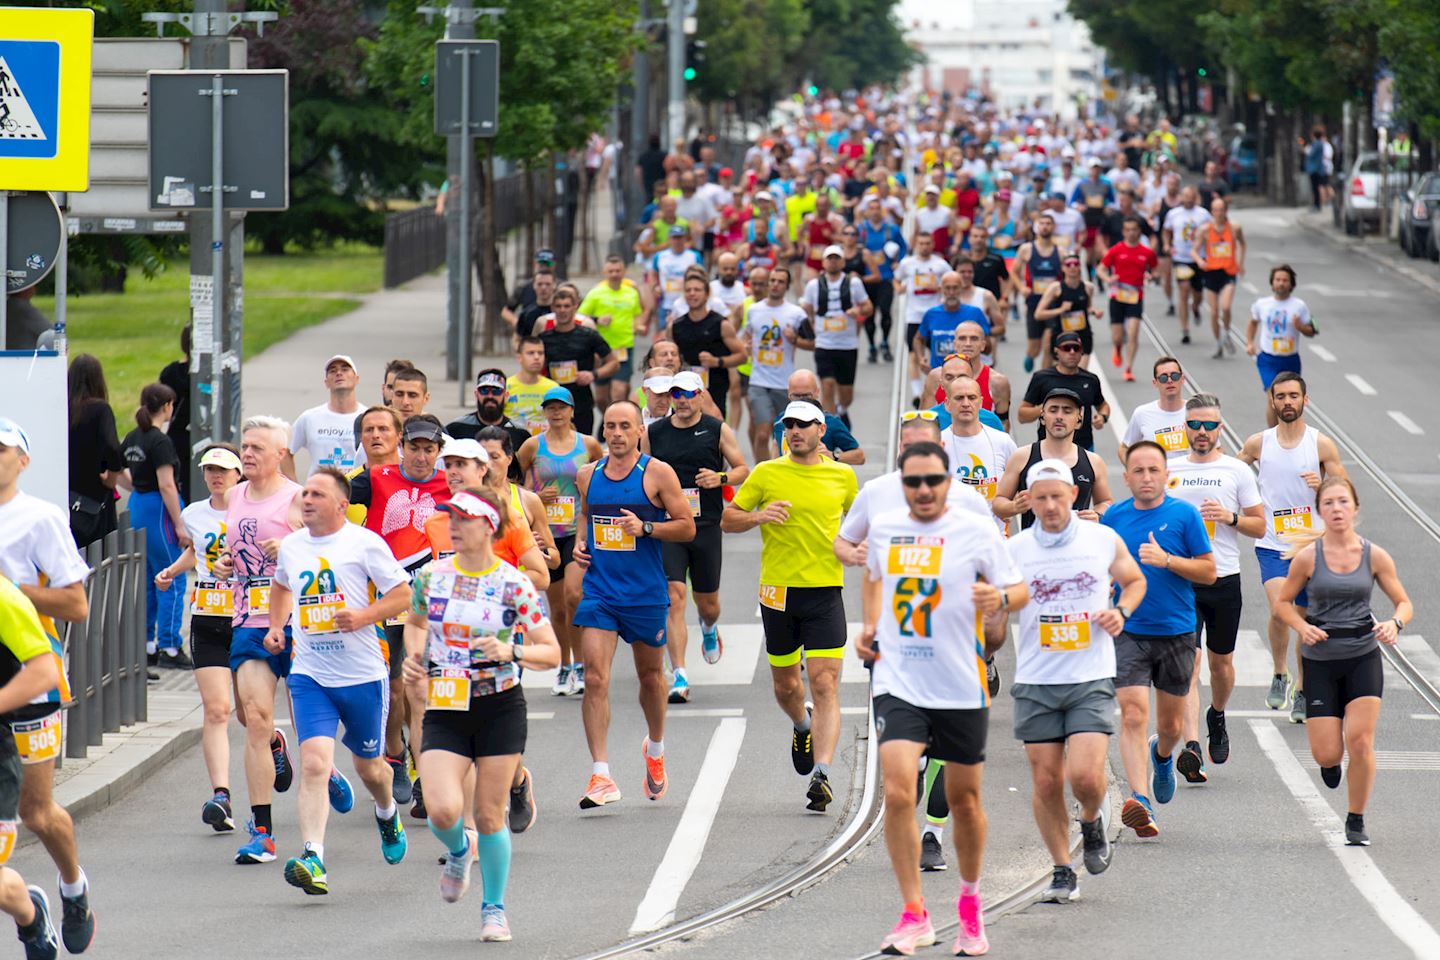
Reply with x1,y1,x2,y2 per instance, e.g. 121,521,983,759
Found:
1321,765,1343,789
1023,356,1034,373
201,792,234,833
1149,734,1176,804
481,903,512,942
1265,672,1290,710
642,739,668,801
1290,689,1307,724
985,656,1000,698
1121,794,1159,838
840,411,852,429
805,771,832,812
1181,331,1190,344
1122,368,1135,382
954,892,988,956
552,663,572,696
571,663,586,694
271,730,293,793
376,808,408,864
386,753,413,805
439,836,472,903
58,885,94,955
283,852,328,896
667,672,691,704
1345,813,1370,846
410,778,427,820
700,625,723,664
920,832,947,872
509,766,537,834
579,773,621,810
1111,346,1122,367
18,886,58,960
1211,343,1225,359
868,346,878,365
880,908,935,956
328,768,355,814
1177,741,1207,784
792,705,814,775
1167,304,1176,317
1080,817,1112,875
1037,864,1078,903
882,343,894,363
157,648,193,669
235,820,276,864
1206,706,1230,764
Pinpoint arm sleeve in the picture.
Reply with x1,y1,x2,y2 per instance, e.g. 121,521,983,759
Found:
349,469,373,508
409,566,432,618
513,575,550,631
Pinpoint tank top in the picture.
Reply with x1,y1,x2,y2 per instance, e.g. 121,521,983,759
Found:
988,214,1018,260
670,310,730,397
1017,443,1095,530
1257,426,1319,552
648,414,724,528
582,455,668,606
804,217,837,269
226,477,302,629
364,465,451,568
934,363,994,411
1303,538,1378,661
1204,222,1238,274
1054,279,1092,334
530,431,590,540
1027,242,1062,293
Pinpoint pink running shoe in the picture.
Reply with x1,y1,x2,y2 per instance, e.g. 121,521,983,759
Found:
953,893,988,956
880,908,935,956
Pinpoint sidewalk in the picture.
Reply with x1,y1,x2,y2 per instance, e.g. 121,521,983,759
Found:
1293,207,1440,297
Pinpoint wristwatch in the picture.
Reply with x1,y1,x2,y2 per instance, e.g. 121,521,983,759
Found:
1117,604,1133,621
642,520,655,538
1394,617,1406,633
718,472,729,485
1227,510,1239,527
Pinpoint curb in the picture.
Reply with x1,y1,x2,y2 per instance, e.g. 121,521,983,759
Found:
1292,212,1440,297
58,725,204,824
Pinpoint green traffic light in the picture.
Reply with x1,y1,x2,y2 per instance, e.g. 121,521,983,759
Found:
1197,67,1208,77
420,72,431,87
684,67,697,81
807,85,818,96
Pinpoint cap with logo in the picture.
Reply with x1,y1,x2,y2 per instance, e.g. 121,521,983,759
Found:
1053,331,1085,348
199,447,242,471
437,490,501,531
475,370,507,390
542,386,575,408
402,418,446,444
0,418,30,455
324,354,357,374
1041,386,1083,406
536,248,556,264
781,401,826,425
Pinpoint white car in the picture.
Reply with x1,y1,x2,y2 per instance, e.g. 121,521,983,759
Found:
1337,151,1410,236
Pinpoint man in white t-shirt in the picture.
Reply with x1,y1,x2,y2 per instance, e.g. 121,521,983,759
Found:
647,226,704,330
1162,188,1212,343
1245,263,1316,425
1119,356,1189,461
264,468,412,896
892,232,948,405
940,374,1017,533
801,246,872,422
285,355,362,479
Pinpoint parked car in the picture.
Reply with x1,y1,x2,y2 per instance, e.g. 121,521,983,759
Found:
1339,152,1410,236
1227,134,1260,189
1398,172,1440,258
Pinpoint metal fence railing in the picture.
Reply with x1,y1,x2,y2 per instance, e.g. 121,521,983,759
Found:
63,523,149,760
383,205,447,289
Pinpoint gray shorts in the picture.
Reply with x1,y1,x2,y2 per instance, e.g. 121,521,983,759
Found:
1012,679,1117,743
1115,631,1196,697
748,385,789,426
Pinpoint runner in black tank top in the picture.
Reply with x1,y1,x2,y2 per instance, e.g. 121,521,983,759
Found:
1017,441,1096,529
671,310,733,417
648,413,725,525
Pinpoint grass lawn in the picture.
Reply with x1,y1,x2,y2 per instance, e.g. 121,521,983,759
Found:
35,244,380,422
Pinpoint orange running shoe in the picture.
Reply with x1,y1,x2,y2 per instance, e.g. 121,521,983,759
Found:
579,774,622,810
642,739,668,801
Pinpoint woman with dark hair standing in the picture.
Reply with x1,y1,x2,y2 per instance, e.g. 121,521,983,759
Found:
66,354,124,547
159,324,193,501
120,382,193,668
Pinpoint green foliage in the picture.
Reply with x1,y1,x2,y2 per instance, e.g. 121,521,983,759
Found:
802,0,921,93
1376,0,1440,139
690,0,809,103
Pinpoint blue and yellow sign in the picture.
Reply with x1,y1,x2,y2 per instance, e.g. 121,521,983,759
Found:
0,7,93,191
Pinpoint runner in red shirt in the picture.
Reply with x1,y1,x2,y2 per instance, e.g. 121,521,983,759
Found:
1097,216,1158,382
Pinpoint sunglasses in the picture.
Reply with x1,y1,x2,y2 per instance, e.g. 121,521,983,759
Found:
782,418,818,430
1186,419,1221,431
901,473,949,488
670,388,700,399
900,410,939,422
1056,343,1083,352
477,386,505,396
1155,372,1183,384
942,352,973,363
1062,260,1081,267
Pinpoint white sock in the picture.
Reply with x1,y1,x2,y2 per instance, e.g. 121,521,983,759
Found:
923,825,943,844
909,377,922,398
646,739,664,758
58,870,87,899
836,403,847,415
674,667,687,682
304,841,324,862
374,801,396,820
593,761,611,777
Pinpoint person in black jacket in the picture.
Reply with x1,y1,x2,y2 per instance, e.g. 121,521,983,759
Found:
158,324,192,501
66,354,124,548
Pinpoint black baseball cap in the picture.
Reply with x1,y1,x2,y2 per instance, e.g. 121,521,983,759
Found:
1042,386,1082,406
536,248,556,264
1054,331,1084,348
402,417,445,444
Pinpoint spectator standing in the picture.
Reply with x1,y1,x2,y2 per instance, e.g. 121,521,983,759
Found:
159,325,193,501
66,354,124,548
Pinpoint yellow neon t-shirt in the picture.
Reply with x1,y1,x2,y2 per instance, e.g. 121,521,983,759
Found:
731,457,857,588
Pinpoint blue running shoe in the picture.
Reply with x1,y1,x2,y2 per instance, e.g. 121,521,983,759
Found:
667,671,691,704
1150,734,1176,804
235,819,276,864
283,852,329,896
376,809,407,864
18,885,58,960
201,792,234,832
328,768,354,814
700,625,723,665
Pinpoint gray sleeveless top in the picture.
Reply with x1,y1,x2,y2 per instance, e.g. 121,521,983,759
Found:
1303,538,1377,661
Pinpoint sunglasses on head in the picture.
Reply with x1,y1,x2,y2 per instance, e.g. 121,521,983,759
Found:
477,385,505,396
1056,343,1083,352
1155,372,1183,383
670,388,700,399
900,410,939,422
1186,419,1221,431
1062,259,1081,267
902,473,948,488
782,418,817,430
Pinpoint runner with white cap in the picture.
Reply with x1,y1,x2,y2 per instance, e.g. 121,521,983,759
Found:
284,355,362,479
801,246,872,425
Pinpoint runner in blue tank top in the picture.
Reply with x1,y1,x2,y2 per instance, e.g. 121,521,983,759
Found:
572,401,695,811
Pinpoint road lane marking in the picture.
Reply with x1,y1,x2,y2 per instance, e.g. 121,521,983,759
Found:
1393,635,1440,688
1345,374,1377,396
1387,410,1424,435
1242,280,1260,295
668,708,745,718
1199,628,1275,687
1298,751,1440,771
1250,720,1440,959
629,717,747,934
1085,350,1129,439
1309,343,1337,363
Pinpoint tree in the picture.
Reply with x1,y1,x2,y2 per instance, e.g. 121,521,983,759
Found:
802,0,922,94
1376,0,1440,141
690,0,809,108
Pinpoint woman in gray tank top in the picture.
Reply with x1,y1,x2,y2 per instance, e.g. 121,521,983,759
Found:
1274,477,1413,847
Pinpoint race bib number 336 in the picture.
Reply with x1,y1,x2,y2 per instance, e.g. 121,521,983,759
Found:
1039,613,1091,651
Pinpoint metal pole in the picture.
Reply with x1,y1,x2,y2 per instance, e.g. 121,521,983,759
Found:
444,0,475,384
666,0,685,149
0,191,8,347
458,47,473,406
211,73,225,434
54,193,67,355
629,0,650,249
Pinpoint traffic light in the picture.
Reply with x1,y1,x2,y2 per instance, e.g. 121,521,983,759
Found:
807,84,819,97
685,40,705,83
1197,67,1208,78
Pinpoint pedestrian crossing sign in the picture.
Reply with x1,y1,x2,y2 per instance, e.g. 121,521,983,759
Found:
0,7,93,191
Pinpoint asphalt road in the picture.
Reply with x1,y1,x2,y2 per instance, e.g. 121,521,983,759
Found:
44,209,1440,959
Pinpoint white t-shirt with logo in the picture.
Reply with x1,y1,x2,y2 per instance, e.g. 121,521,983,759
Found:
866,506,1021,709
181,499,232,617
1009,520,1124,685
651,248,703,314
0,492,90,591
742,300,808,391
1166,455,1262,577
940,426,1018,531
1250,295,1311,357
273,523,408,686
1163,206,1213,263
291,403,361,475
802,274,870,350
894,254,947,327
1122,400,1189,458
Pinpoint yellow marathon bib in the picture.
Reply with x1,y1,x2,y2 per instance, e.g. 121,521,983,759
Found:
1113,285,1139,305
545,496,575,527
1155,426,1189,452
593,517,636,552
297,593,346,634
427,668,471,711
822,314,848,333
886,539,943,577
1039,613,1091,651
683,488,702,517
962,476,998,501
759,584,788,611
192,578,234,618
246,578,272,616
550,361,578,384
1273,506,1313,536
13,713,60,765
1062,311,1087,331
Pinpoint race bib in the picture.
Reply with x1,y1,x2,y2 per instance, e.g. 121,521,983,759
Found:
1155,426,1189,452
1211,242,1232,258
822,314,849,333
887,539,943,577
683,487,702,517
549,361,578,384
758,347,784,366
1174,264,1195,280
13,713,60,765
0,822,13,864
1273,506,1313,536
809,244,826,261
1269,338,1295,355
915,273,938,294
961,476,998,501
1056,236,1072,250
1204,519,1217,540
759,584,787,611
663,277,682,293
386,614,407,627
427,668,471,711
246,578,272,616
1062,311,1087,331
1039,613,1091,651
593,517,636,551
192,578,234,618
545,496,575,527
1086,194,1104,208
1113,284,1140,305
297,593,346,635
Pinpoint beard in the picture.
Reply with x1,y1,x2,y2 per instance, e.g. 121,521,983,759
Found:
479,398,503,422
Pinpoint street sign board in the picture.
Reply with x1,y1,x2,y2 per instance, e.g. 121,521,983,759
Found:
147,69,288,211
0,7,94,191
434,40,499,138
3,189,62,294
